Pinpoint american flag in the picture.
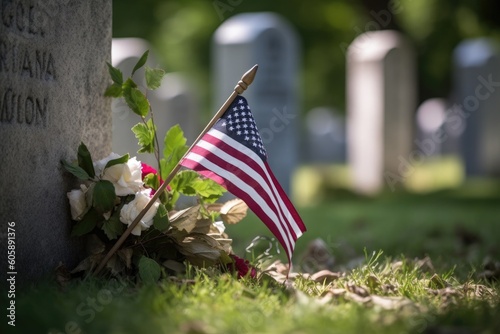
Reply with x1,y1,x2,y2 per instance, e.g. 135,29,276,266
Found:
180,96,306,263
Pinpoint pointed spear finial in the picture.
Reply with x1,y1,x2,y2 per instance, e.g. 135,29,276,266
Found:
234,64,258,94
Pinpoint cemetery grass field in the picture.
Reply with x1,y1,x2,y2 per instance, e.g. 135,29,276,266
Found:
7,182,500,334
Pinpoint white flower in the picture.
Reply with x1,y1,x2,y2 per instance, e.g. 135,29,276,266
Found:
93,152,121,176
67,185,88,220
95,153,143,196
120,190,159,236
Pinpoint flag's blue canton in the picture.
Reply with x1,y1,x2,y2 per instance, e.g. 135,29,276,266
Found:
214,96,267,161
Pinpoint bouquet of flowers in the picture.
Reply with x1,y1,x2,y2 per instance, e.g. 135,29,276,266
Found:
62,51,255,282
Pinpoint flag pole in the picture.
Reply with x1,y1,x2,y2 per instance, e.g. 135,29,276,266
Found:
94,64,258,276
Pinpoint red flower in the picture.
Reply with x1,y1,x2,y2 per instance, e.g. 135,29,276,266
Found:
141,163,158,180
229,254,257,279
140,162,170,194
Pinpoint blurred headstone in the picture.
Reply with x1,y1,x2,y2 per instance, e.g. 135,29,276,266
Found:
452,38,500,176
415,98,447,157
112,38,199,166
347,30,416,194
305,107,346,163
212,12,300,194
0,0,112,282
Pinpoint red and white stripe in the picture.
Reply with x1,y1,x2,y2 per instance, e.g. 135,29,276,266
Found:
181,128,306,262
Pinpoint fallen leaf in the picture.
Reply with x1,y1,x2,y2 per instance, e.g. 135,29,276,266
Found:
310,270,341,283
370,295,414,310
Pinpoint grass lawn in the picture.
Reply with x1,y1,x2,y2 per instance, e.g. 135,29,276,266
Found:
3,181,500,334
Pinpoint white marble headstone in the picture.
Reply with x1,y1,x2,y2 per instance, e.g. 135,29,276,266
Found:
347,30,416,194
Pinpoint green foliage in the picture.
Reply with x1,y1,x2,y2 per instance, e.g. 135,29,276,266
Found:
61,160,90,180
143,172,160,190
132,119,156,153
190,177,225,203
71,209,100,237
170,170,225,203
160,124,189,179
104,83,123,97
138,256,162,284
77,142,96,178
132,50,149,76
122,78,150,117
145,66,166,90
163,124,187,157
153,203,169,231
102,212,125,240
92,180,116,213
104,153,130,169
170,170,198,195
106,62,123,85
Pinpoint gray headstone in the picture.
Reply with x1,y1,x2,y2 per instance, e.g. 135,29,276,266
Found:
347,30,416,194
212,12,300,194
112,38,199,166
304,107,346,163
452,38,500,176
0,0,112,282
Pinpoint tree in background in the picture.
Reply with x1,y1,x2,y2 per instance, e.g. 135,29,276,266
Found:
113,0,500,116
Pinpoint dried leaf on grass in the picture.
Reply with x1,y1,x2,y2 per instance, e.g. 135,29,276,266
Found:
310,270,341,283
177,233,224,267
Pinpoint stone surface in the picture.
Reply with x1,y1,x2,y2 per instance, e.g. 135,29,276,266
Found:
212,12,300,194
452,38,500,176
112,38,199,166
0,0,112,282
347,30,416,194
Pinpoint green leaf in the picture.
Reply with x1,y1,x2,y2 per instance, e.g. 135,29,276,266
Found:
163,124,187,158
92,180,116,213
132,120,155,154
170,170,199,196
61,160,90,180
122,77,137,90
77,143,95,178
145,66,165,90
132,50,149,76
143,173,160,190
170,171,225,203
127,88,150,118
106,62,123,85
160,146,189,180
104,153,129,170
138,256,161,284
166,190,180,211
153,203,169,231
191,178,225,203
101,212,124,240
122,78,150,118
71,209,100,237
104,83,123,97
